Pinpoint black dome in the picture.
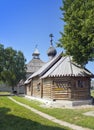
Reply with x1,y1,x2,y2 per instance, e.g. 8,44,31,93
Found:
47,45,57,58
47,34,57,59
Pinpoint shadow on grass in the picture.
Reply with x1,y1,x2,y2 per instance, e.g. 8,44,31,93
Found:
0,107,68,130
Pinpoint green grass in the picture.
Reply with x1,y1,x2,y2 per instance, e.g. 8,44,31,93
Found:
13,96,94,129
0,92,11,95
0,96,71,130
91,89,94,97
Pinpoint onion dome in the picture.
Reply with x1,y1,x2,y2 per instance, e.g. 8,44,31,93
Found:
47,34,57,59
47,45,57,57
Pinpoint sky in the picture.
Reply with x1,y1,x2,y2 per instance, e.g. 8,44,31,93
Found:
0,0,94,74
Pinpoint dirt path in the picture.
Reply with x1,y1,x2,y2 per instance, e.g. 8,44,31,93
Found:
8,97,91,130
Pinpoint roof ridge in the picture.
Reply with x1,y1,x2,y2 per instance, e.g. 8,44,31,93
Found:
43,56,67,77
69,56,74,75
39,52,62,76
41,56,68,78
27,52,62,79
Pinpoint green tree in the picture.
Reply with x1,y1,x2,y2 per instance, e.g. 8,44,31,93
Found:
58,0,94,66
0,44,4,80
0,45,26,92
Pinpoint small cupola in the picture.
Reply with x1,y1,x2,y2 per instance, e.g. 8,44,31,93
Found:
47,34,57,60
32,45,40,59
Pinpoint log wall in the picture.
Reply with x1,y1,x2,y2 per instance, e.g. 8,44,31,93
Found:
71,77,91,100
25,76,91,101
42,78,52,99
52,77,71,100
51,77,91,100
32,77,41,98
26,83,31,96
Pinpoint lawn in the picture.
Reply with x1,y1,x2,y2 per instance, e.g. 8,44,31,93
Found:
0,92,11,95
13,96,94,130
91,89,94,97
0,96,71,130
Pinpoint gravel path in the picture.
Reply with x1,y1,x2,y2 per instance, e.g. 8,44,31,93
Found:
8,97,91,130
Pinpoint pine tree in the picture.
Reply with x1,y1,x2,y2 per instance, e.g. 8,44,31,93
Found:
58,0,94,66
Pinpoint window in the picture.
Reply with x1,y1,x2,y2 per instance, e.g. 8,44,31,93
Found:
53,80,71,89
78,80,83,88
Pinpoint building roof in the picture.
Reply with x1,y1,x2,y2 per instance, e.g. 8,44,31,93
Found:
25,53,61,84
27,52,62,78
41,56,93,78
26,58,45,73
26,47,45,74
25,53,94,84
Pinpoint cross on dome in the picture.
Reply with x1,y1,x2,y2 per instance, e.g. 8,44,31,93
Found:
49,33,53,46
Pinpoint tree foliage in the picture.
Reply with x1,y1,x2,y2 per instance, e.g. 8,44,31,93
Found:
0,44,26,91
0,44,4,80
58,0,94,66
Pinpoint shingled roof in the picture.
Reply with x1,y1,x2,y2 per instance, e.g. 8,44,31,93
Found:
26,58,45,74
25,53,94,84
41,56,93,78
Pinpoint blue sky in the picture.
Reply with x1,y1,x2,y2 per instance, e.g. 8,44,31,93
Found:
0,0,94,74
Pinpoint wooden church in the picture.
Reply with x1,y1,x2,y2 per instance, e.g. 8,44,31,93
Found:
26,46,45,78
25,34,94,104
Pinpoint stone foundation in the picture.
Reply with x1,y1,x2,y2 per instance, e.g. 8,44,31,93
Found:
25,95,93,108
51,99,92,108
